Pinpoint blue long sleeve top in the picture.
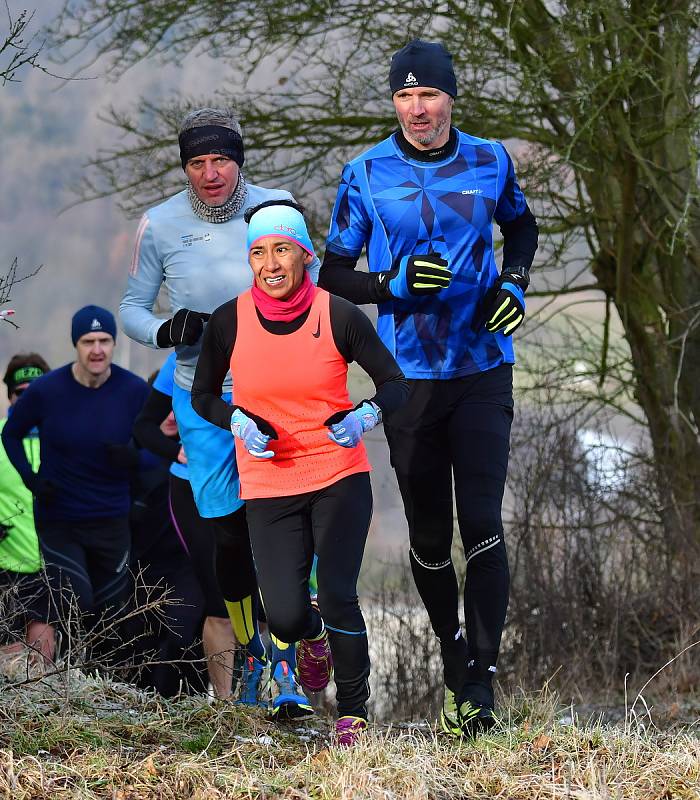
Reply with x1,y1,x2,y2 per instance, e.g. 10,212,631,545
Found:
1,364,150,522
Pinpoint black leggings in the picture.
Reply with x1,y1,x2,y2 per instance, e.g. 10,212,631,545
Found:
169,475,257,611
207,501,269,662
384,365,513,689
246,471,372,718
208,504,257,606
36,516,131,657
37,516,130,620
168,474,228,618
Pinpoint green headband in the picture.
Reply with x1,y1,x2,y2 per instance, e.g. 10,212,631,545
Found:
12,366,44,384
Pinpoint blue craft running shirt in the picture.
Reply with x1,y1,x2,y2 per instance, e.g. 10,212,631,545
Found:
151,352,189,481
325,131,528,379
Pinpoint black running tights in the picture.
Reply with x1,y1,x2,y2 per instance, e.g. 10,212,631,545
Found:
245,472,372,718
384,365,513,688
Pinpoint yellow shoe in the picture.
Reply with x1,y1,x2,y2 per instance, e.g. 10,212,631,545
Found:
457,683,496,737
440,686,462,737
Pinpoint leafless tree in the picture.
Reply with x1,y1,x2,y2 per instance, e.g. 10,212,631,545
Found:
0,258,42,329
1,3,47,85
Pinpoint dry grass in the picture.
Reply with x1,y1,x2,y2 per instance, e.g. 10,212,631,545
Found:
0,657,698,800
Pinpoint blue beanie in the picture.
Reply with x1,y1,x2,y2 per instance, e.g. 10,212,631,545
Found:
246,203,315,257
71,305,117,345
389,39,457,97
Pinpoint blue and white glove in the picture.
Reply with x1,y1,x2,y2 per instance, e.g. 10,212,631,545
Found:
230,407,277,459
384,253,452,300
325,401,382,448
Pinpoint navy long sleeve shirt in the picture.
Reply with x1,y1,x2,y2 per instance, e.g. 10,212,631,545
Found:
1,364,150,522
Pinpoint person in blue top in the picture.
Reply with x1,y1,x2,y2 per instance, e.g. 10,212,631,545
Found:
1,305,150,662
133,353,313,718
319,40,539,736
133,354,235,698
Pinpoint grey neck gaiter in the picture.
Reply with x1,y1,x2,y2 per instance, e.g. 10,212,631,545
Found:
187,172,248,224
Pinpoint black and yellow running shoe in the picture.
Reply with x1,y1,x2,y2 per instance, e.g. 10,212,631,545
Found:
440,686,462,737
457,682,497,737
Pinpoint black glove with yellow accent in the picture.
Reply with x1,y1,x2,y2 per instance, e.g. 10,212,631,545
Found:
471,265,529,336
379,252,452,300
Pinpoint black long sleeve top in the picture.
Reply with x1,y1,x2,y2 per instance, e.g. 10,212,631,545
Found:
132,388,181,463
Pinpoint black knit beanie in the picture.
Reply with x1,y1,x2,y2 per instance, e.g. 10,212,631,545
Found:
389,39,457,97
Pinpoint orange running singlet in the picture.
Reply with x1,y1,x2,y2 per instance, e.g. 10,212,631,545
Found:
230,288,371,499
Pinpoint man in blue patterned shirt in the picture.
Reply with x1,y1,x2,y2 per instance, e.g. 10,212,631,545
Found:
320,39,539,736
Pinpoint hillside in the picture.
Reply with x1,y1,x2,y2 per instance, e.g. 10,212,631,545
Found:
1,660,698,800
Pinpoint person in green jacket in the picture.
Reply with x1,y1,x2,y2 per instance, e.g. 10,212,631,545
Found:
0,353,54,662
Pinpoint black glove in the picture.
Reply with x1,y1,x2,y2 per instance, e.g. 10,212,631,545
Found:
156,309,211,348
377,253,452,300
25,474,60,505
106,443,142,471
471,265,529,336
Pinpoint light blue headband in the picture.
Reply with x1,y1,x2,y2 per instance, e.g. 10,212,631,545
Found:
246,204,315,256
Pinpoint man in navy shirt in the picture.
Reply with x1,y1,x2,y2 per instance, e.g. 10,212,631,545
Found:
2,305,150,660
320,40,539,735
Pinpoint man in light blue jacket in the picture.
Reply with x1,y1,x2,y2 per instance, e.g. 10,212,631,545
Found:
120,107,319,713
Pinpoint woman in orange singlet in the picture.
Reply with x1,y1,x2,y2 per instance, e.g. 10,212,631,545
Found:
192,200,407,745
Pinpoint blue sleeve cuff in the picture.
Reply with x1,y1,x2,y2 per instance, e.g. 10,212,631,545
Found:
501,281,525,307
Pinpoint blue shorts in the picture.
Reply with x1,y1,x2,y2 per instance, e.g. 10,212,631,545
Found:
171,384,243,518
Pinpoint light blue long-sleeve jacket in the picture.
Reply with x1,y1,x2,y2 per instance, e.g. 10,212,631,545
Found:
120,186,320,391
